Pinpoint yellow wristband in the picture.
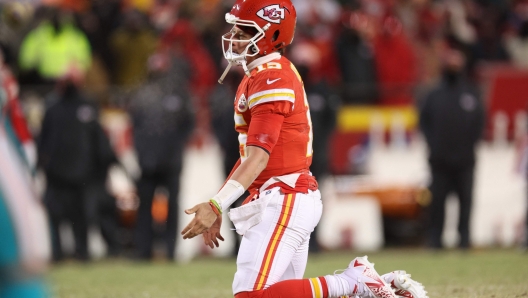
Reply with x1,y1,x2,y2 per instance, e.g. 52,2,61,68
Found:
209,199,222,214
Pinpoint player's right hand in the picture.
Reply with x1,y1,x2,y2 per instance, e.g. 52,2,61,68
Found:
203,215,224,248
181,202,218,239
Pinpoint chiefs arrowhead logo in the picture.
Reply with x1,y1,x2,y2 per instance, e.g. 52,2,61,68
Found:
257,4,285,24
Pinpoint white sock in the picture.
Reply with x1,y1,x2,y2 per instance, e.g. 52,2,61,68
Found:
324,275,351,297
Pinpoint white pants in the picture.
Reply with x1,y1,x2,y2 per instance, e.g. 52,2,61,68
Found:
232,188,322,295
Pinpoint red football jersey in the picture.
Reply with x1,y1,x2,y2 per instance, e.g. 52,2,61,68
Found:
233,55,313,190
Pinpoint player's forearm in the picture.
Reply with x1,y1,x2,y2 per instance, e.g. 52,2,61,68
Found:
230,146,269,189
212,146,269,212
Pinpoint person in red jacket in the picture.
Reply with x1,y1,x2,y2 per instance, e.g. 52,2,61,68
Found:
0,49,36,171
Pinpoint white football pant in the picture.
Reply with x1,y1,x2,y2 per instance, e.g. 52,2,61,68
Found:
232,188,322,295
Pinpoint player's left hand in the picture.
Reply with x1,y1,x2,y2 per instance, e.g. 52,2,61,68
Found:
203,215,224,248
181,202,218,239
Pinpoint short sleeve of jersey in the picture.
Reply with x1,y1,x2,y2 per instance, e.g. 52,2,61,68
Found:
247,70,294,116
245,69,296,153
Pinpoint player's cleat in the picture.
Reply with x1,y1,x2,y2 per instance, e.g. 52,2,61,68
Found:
338,256,397,298
382,271,429,298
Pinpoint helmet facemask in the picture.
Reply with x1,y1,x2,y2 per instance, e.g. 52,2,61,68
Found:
218,13,270,84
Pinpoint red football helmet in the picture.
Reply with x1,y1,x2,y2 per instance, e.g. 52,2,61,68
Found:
219,0,297,83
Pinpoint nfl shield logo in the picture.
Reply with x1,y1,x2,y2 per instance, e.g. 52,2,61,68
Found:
238,94,248,112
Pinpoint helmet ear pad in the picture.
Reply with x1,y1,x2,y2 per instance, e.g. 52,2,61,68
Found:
271,30,280,42
271,30,284,51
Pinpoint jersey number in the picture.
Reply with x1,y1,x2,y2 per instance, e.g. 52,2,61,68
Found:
290,64,313,157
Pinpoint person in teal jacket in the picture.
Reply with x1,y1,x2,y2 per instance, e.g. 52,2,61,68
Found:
1,50,51,298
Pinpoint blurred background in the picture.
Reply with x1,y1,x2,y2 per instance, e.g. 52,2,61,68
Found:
0,0,527,293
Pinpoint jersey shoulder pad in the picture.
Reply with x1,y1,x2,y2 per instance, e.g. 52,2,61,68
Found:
248,69,296,110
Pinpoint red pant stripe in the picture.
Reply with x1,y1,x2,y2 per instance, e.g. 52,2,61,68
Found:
253,193,296,290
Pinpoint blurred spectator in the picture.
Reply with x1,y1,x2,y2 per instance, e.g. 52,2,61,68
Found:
78,0,121,103
292,3,341,86
150,0,181,32
419,48,485,250
442,1,484,78
0,48,50,298
505,20,528,68
18,7,91,94
38,69,108,262
373,15,418,106
0,2,35,69
293,0,341,26
82,0,121,73
129,52,195,261
109,9,157,88
443,0,477,47
470,5,510,64
409,1,445,88
160,18,217,146
335,10,378,104
84,125,122,259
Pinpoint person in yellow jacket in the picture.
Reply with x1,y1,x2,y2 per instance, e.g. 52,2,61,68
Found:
18,8,91,86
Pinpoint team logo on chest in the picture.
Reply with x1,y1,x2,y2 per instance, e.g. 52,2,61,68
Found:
237,94,248,112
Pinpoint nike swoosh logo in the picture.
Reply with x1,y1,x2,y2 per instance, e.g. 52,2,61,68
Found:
267,78,281,84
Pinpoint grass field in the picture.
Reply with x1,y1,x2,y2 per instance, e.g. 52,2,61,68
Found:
49,248,528,298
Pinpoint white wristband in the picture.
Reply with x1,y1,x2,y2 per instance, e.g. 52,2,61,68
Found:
212,180,245,212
